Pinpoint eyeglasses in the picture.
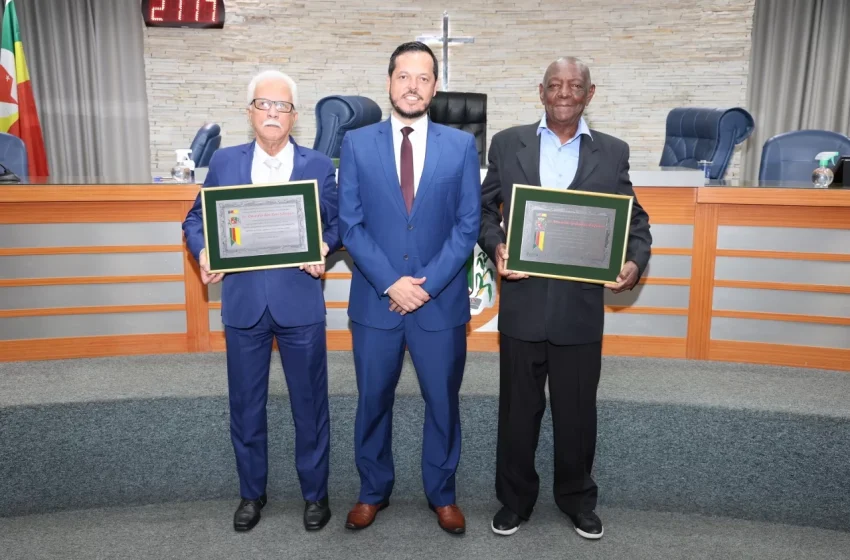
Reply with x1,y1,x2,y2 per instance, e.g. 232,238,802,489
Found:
251,98,296,113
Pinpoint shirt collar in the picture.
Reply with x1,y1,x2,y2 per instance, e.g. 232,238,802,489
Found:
537,113,592,144
254,139,294,162
391,113,429,137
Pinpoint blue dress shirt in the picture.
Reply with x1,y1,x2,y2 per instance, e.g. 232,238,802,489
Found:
537,114,592,189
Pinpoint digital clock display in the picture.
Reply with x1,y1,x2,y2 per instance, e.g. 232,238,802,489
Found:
141,0,225,29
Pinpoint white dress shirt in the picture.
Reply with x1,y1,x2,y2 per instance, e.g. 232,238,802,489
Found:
391,113,428,194
251,141,294,184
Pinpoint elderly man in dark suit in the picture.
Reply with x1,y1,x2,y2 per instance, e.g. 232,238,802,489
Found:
479,57,652,540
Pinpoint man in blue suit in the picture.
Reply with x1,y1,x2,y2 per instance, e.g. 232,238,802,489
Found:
338,42,481,535
182,70,340,533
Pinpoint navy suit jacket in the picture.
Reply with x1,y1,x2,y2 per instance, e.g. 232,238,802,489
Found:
338,118,481,332
182,138,341,329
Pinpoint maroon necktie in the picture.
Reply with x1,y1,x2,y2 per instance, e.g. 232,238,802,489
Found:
400,126,414,213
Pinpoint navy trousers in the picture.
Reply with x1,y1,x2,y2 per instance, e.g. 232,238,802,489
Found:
351,315,466,507
224,308,330,502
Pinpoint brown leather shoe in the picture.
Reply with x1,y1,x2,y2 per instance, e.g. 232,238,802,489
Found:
430,504,466,534
345,501,389,530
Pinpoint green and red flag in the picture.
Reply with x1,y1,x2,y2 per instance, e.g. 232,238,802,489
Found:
0,0,48,177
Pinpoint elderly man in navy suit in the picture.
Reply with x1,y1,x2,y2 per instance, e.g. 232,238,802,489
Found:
182,70,340,533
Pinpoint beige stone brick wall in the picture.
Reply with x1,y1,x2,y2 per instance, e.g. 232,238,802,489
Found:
144,0,755,179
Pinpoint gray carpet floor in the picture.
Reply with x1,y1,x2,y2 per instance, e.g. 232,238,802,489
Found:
2,499,849,560
3,351,850,417
3,351,850,554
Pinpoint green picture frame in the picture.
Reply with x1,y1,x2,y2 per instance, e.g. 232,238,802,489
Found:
505,184,633,284
201,180,324,274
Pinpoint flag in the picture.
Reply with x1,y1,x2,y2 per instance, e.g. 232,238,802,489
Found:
533,213,547,251
228,209,241,245
0,0,48,177
534,230,545,251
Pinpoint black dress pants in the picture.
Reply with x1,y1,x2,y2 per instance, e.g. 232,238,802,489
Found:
495,334,602,519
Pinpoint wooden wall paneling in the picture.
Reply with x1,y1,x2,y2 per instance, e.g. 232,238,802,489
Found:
0,334,189,362
181,202,210,352
710,340,850,372
685,204,719,358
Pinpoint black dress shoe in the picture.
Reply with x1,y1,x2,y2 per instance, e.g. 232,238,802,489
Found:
303,496,331,531
233,494,267,532
491,505,522,536
566,511,603,540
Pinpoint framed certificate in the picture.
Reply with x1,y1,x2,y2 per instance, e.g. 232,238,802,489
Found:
505,184,633,284
201,180,324,274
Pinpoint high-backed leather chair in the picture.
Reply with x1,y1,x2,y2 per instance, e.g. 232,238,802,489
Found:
189,123,222,168
312,95,382,159
428,91,487,166
758,129,850,182
659,107,754,179
0,132,28,179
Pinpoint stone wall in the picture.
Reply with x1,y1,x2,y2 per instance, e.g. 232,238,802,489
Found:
144,0,755,178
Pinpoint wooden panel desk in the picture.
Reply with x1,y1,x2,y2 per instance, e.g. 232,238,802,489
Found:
1,182,848,371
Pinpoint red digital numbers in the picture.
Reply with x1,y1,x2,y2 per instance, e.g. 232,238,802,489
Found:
149,0,218,23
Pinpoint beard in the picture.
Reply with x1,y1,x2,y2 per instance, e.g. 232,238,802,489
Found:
389,91,430,120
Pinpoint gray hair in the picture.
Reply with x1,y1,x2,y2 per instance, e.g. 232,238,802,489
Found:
247,70,299,108
543,57,592,91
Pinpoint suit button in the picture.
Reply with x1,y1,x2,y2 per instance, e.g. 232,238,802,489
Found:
408,224,413,230
403,254,409,260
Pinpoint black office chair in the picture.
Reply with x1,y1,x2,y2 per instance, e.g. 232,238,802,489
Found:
428,92,487,166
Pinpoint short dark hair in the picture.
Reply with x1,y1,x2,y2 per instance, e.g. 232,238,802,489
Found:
388,41,439,81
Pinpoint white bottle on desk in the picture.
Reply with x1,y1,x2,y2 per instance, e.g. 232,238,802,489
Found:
812,151,838,188
171,149,195,183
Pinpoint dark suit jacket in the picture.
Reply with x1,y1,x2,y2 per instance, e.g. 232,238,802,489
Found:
182,138,341,329
478,122,652,345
